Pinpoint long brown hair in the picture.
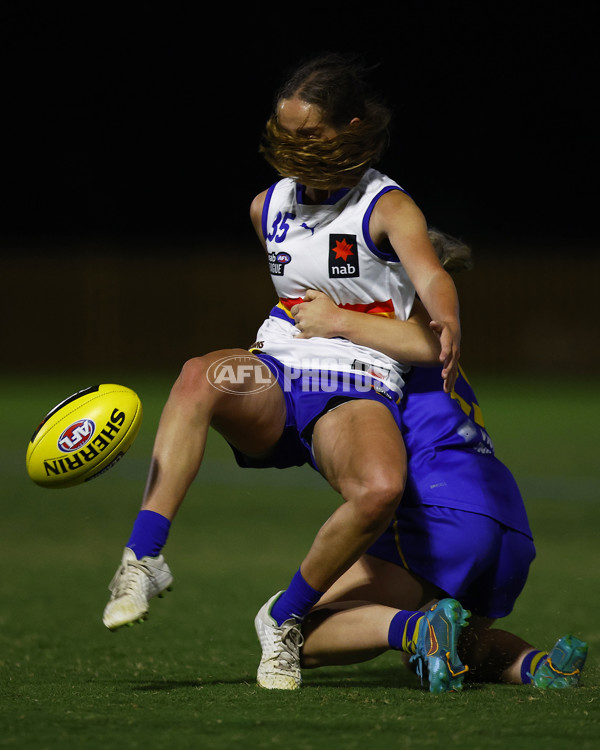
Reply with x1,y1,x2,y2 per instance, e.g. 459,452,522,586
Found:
260,54,391,190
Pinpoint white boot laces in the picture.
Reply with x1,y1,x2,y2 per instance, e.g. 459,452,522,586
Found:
274,621,304,670
111,559,153,597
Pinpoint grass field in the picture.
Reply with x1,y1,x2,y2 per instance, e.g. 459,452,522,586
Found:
1,372,598,749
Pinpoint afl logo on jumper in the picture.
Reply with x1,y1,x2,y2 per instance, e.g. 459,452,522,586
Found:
329,234,359,278
269,251,292,276
57,419,96,453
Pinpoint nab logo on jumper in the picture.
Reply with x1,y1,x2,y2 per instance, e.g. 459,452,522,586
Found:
329,234,359,278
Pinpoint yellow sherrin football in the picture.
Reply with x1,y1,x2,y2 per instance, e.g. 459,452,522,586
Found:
26,384,143,488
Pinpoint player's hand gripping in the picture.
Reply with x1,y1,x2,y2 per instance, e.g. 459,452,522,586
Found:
290,289,344,339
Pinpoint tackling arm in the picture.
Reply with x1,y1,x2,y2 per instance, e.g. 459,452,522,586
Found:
291,292,441,366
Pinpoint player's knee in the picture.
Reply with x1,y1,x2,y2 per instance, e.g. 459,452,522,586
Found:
345,471,404,529
171,356,215,405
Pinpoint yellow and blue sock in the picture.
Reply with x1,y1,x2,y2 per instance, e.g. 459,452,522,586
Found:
127,509,171,559
388,610,424,654
520,649,548,683
270,569,323,625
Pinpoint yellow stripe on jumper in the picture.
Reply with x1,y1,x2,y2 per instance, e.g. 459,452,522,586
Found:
392,516,409,569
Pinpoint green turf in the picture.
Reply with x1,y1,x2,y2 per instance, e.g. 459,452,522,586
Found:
1,373,598,749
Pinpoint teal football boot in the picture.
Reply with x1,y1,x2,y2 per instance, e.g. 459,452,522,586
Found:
531,634,588,688
411,598,470,694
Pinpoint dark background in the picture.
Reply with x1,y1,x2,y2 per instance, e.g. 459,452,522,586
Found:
3,3,599,375
3,2,598,250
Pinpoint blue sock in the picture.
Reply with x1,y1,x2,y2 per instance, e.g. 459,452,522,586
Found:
126,510,171,559
520,649,548,684
270,569,323,625
388,610,423,654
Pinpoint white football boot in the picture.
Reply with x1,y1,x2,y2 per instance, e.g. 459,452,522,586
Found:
103,547,173,630
254,592,303,690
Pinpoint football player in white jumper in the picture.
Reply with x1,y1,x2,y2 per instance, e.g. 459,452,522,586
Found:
103,54,469,694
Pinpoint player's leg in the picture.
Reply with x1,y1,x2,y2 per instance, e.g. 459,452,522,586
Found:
300,555,468,692
460,616,588,688
301,554,441,666
268,399,407,622
316,551,443,610
256,399,468,692
302,601,400,666
458,615,534,683
255,398,407,689
303,585,587,689
104,349,286,630
300,562,565,689
301,399,407,592
141,349,286,521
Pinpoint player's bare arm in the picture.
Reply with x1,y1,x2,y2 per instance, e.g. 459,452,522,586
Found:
369,190,461,391
291,292,441,366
